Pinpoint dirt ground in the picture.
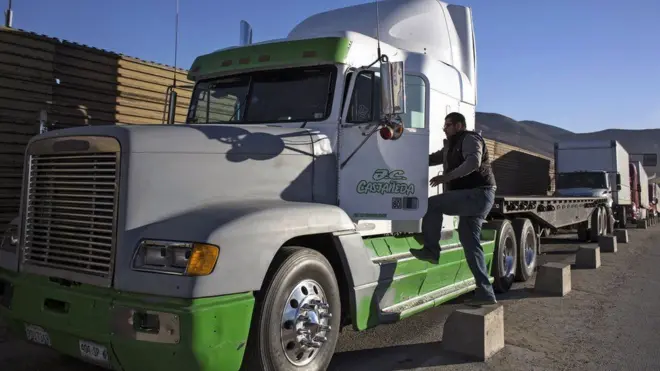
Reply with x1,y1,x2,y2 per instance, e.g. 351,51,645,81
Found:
2,227,660,371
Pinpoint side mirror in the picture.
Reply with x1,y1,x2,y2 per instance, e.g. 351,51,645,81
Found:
638,184,642,192
379,60,406,116
616,184,622,191
615,173,621,185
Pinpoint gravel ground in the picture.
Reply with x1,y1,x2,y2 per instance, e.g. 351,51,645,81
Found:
2,227,659,371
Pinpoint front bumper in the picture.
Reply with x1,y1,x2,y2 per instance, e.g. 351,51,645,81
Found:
0,269,255,371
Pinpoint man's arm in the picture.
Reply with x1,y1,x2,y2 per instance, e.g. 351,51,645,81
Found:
442,134,483,182
429,149,444,166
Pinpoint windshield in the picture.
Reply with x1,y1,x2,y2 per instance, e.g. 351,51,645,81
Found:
557,172,608,189
186,65,336,124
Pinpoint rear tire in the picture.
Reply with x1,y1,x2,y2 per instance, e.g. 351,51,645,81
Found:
512,218,537,282
484,220,517,294
242,247,341,371
589,207,604,242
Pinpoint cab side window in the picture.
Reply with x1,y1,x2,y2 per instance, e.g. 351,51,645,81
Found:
343,71,378,123
401,75,426,129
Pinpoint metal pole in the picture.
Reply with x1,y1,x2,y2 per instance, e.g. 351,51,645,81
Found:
4,0,13,28
167,91,178,125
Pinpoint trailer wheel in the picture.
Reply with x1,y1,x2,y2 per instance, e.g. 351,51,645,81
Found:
617,206,628,229
577,222,589,242
243,247,341,371
589,207,605,242
511,218,537,282
605,206,614,234
484,220,517,293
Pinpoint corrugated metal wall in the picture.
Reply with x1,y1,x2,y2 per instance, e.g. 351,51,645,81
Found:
0,27,554,233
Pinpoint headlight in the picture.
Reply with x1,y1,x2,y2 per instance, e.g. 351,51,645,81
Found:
0,226,19,253
132,240,219,276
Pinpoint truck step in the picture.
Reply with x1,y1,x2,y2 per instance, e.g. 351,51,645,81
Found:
379,277,489,320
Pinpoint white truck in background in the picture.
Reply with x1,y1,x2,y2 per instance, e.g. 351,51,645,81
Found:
554,140,631,228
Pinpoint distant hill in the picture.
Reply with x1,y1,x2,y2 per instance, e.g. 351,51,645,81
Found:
476,112,660,160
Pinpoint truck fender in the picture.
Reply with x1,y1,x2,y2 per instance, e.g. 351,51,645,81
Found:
204,201,363,296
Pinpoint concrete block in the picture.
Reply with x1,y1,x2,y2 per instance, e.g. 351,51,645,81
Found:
442,304,504,361
598,235,617,253
575,246,601,269
613,229,629,243
637,220,647,229
534,262,571,296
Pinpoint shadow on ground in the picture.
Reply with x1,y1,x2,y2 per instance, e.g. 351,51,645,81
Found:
329,340,476,370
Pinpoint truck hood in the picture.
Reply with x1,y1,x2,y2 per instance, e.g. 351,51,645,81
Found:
26,123,339,230
554,187,609,197
30,123,326,155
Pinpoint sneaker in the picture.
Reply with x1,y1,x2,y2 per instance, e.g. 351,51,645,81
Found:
409,247,440,264
463,296,498,307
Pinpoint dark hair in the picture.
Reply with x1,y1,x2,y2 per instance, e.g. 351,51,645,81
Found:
445,112,466,128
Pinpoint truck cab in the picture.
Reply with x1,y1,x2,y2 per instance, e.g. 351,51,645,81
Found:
0,1,501,371
554,170,614,201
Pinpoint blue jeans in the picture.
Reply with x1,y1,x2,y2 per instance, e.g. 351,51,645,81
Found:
422,187,496,300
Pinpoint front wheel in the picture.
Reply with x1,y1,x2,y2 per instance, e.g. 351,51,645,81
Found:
242,247,341,371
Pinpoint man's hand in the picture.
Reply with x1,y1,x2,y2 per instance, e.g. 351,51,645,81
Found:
430,175,448,187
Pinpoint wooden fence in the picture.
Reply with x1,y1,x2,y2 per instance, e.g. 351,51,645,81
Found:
0,27,194,232
0,27,554,233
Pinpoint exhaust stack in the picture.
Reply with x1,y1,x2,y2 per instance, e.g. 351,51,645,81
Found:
239,20,253,46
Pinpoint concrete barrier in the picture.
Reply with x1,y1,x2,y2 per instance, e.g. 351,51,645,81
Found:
442,304,504,361
613,229,629,243
599,235,617,253
575,246,601,269
534,262,571,296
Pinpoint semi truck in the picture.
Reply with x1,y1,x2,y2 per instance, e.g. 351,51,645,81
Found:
631,161,650,222
0,1,609,370
553,140,631,228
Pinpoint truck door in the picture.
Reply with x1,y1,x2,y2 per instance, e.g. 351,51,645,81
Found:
337,70,429,221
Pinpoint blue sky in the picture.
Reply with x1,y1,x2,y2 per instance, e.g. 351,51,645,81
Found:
8,0,660,133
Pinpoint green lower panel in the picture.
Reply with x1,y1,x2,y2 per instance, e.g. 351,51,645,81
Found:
0,270,254,371
354,229,498,330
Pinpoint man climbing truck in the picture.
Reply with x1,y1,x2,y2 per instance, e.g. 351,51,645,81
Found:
0,0,607,370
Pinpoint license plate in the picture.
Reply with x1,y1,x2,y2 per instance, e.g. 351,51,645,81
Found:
24,324,51,346
79,340,109,363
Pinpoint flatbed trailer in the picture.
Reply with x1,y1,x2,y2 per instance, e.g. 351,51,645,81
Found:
479,195,612,293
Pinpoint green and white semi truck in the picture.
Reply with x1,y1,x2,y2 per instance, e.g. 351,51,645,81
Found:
0,0,607,370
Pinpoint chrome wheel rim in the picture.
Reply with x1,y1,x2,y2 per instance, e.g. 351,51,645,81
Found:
501,235,516,277
524,230,536,268
280,279,332,366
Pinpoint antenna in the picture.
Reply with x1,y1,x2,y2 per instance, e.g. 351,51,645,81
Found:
375,0,382,59
173,0,179,88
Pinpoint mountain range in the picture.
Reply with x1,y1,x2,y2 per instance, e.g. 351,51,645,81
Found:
475,112,659,159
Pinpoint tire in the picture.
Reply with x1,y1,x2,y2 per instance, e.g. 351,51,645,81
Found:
589,207,604,242
484,219,517,294
577,222,589,242
605,206,614,234
512,218,537,282
242,247,341,371
620,207,628,228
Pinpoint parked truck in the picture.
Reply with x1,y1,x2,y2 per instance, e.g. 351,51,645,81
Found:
631,161,650,222
649,183,659,216
553,140,632,228
0,1,609,370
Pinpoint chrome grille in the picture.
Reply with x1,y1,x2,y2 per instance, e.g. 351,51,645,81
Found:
22,151,119,283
